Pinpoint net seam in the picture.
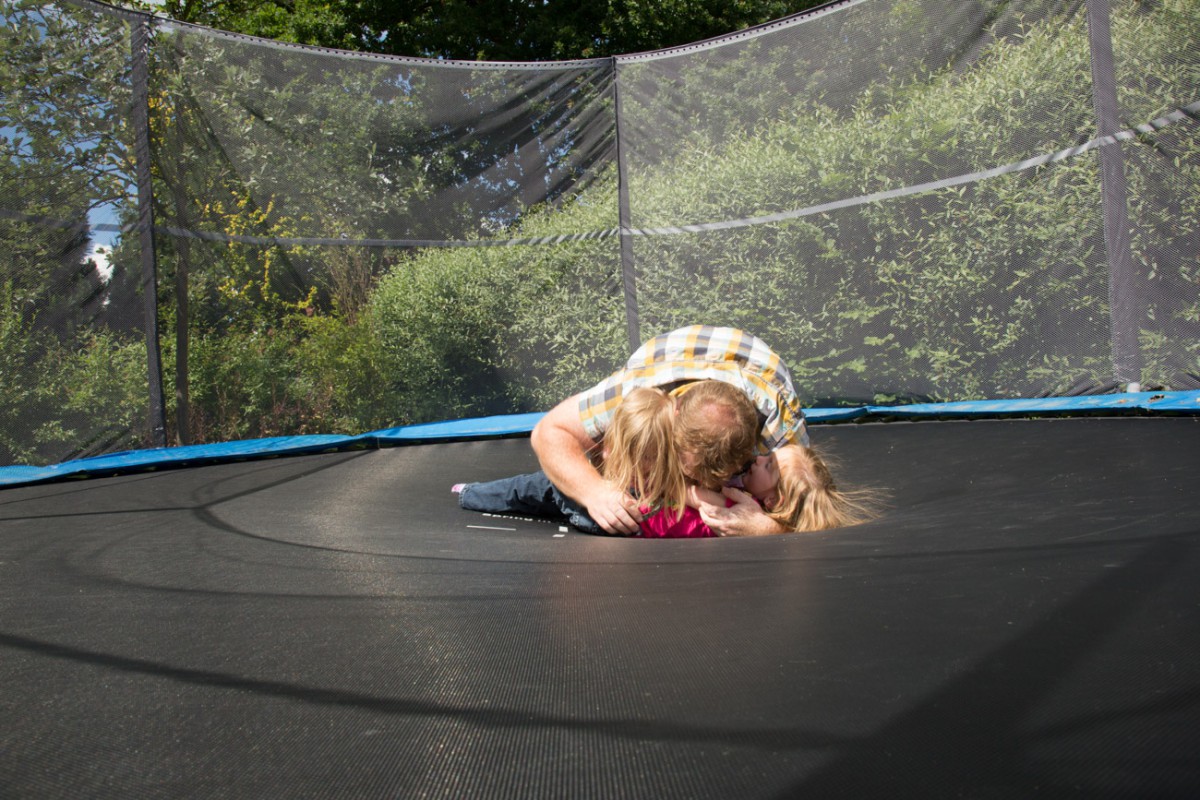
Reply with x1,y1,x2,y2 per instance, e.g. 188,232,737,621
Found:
5,99,1194,248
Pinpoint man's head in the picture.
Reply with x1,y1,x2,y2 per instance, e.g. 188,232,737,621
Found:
673,380,759,489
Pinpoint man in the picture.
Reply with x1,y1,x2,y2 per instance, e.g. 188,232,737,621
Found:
531,325,808,536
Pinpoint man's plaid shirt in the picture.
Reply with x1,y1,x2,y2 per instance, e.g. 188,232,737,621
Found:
578,326,809,453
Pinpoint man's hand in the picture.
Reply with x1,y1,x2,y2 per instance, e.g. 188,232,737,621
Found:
582,484,643,536
698,487,786,537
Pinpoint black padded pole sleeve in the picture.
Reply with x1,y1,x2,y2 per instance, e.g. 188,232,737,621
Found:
131,19,168,446
1086,0,1141,388
612,57,641,355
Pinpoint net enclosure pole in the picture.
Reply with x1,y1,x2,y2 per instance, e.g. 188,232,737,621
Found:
1086,0,1141,390
611,57,641,354
131,19,169,447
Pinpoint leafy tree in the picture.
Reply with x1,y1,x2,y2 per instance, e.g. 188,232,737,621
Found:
1,0,154,463
1,1,139,326
157,0,830,60
162,0,362,49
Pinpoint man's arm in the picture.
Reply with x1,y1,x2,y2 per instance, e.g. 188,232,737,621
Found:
531,394,642,535
697,487,787,537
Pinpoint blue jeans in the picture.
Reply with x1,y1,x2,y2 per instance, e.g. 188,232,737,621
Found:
458,471,603,535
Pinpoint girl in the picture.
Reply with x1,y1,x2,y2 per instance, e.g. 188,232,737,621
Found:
595,385,689,525
689,444,877,536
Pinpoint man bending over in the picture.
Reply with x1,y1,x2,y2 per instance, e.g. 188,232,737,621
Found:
531,325,808,537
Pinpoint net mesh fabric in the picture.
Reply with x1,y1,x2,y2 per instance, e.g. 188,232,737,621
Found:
1,0,1197,465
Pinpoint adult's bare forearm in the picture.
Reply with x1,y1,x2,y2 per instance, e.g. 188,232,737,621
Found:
531,418,602,503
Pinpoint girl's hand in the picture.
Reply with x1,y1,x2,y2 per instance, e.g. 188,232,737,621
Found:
686,483,726,509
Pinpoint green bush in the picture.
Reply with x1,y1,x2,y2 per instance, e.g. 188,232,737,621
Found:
1,279,148,464
370,181,626,424
536,0,1196,402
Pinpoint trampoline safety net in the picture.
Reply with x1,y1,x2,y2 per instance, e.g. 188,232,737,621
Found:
2,0,1198,467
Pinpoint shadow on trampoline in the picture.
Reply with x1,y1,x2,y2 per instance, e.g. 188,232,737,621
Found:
782,533,1200,797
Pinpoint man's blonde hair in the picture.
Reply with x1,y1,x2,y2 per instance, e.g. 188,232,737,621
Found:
673,380,759,490
599,387,688,515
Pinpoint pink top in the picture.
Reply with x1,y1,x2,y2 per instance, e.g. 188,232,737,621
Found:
637,501,738,538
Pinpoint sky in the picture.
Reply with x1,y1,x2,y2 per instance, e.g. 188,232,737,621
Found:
88,242,114,281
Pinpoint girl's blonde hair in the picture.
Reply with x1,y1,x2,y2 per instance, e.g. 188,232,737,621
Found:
767,444,878,532
598,387,688,516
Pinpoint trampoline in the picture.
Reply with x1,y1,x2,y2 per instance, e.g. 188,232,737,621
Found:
2,415,1198,797
5,0,1200,795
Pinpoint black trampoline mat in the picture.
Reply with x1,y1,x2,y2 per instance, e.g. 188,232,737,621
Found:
2,418,1198,798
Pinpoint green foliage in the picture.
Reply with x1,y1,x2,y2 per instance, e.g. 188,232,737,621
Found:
370,179,626,424
0,279,51,464
156,0,829,61
153,1,360,49
367,0,1200,410
182,323,299,441
624,0,1200,401
142,22,617,438
1,1,155,464
184,0,1200,438
4,0,1199,466
291,308,392,432
1,0,138,320
1,280,147,464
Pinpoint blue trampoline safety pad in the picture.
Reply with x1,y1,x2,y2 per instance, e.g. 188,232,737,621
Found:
801,388,1200,421
2,392,1197,489
0,412,546,488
